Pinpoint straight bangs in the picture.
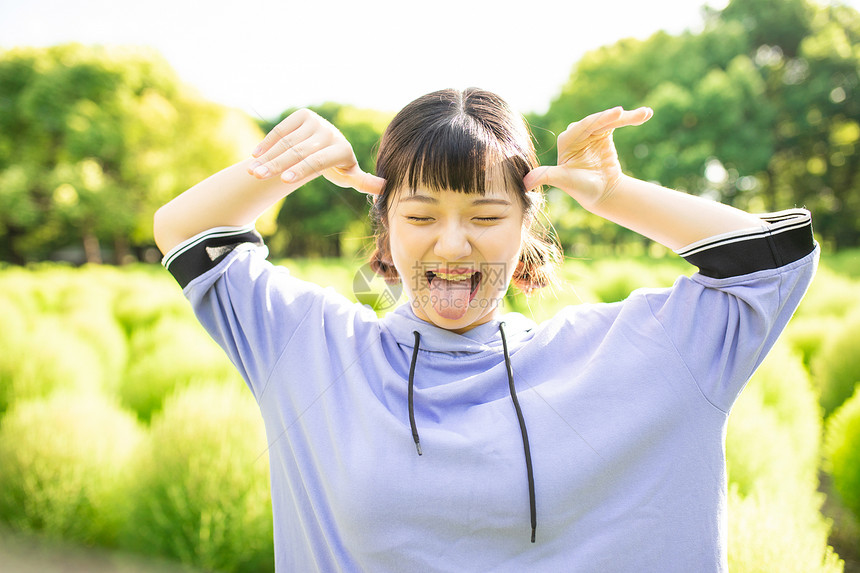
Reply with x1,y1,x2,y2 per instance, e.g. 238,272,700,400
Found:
375,88,538,205
385,119,531,200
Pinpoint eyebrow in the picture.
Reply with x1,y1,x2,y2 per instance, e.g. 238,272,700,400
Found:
400,195,512,206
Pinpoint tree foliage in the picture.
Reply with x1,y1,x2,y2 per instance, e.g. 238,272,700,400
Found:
533,0,860,251
0,44,262,263
1,0,858,263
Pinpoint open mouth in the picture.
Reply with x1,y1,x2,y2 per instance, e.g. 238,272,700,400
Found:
425,270,482,300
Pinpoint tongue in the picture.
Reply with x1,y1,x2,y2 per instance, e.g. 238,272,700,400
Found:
430,277,472,320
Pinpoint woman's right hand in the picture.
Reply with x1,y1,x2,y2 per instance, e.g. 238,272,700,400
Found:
247,108,384,195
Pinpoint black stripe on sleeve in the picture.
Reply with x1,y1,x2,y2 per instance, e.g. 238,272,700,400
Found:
675,209,814,279
162,226,264,288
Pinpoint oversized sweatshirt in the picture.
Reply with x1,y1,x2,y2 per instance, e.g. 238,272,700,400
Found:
163,208,818,572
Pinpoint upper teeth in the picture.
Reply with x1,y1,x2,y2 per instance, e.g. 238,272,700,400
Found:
434,271,475,281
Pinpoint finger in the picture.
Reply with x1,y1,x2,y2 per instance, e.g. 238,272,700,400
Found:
251,108,315,158
279,145,354,184
523,165,557,192
253,129,328,179
600,106,653,131
563,106,652,145
335,166,385,194
248,120,318,177
563,107,624,143
354,172,385,195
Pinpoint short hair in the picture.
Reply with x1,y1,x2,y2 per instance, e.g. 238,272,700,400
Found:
369,88,561,293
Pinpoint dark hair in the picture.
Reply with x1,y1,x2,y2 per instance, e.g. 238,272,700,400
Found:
369,88,560,293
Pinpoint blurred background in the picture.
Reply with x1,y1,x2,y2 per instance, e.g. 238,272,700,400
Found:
1,0,859,571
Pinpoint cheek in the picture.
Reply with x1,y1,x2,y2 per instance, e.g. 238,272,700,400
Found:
494,221,526,262
387,225,424,291
477,226,525,293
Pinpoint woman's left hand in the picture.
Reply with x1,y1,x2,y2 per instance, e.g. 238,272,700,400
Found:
523,106,652,209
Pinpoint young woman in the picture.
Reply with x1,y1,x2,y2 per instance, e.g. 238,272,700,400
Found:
154,88,817,572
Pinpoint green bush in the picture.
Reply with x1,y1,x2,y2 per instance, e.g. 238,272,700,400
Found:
0,317,107,416
825,384,860,523
0,393,142,545
587,260,657,303
784,315,844,369
120,315,242,421
41,274,129,395
553,260,600,304
123,383,273,573
795,267,860,319
111,269,192,336
54,273,129,377
279,257,357,301
0,269,42,319
727,342,822,496
0,295,29,415
726,342,840,570
821,248,860,279
813,309,860,417
728,488,843,573
0,267,130,414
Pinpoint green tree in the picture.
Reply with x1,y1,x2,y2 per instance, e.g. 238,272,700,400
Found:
534,0,860,251
0,44,262,264
765,2,860,248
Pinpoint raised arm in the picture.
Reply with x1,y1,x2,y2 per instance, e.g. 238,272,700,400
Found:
153,108,384,255
523,107,764,251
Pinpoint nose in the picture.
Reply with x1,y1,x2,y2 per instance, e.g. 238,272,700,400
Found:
433,221,472,260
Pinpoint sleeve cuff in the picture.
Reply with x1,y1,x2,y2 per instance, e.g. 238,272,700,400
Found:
674,209,814,279
161,225,266,288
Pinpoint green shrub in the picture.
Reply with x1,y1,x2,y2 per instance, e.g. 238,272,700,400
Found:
0,393,143,545
123,383,273,573
0,267,130,414
822,248,860,279
0,317,107,416
0,291,30,334
824,384,860,523
0,296,29,415
279,257,357,301
44,276,129,395
795,267,860,319
784,315,843,369
728,487,843,573
111,271,192,336
726,342,840,570
0,269,42,318
555,260,598,302
586,260,656,303
728,343,822,497
813,309,860,417
579,258,686,304
120,315,242,422
503,257,689,323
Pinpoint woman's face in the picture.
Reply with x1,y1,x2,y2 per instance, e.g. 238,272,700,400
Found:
388,180,525,334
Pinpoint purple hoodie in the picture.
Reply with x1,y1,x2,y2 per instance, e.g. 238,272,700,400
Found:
163,208,817,572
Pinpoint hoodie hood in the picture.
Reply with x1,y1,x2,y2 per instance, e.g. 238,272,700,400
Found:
380,303,536,354
380,302,539,542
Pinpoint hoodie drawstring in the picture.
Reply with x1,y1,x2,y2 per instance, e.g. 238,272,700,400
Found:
499,322,537,543
407,325,537,543
408,330,423,455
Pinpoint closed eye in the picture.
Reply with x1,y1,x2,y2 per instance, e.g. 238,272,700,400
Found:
474,217,501,222
406,216,433,222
